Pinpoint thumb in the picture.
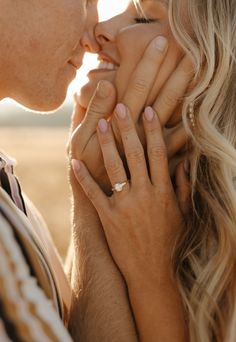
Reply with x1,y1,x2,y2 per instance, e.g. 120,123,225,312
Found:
70,80,116,158
71,93,86,131
175,160,191,216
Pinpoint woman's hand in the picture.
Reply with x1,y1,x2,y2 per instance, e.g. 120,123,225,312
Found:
72,104,190,286
69,37,193,194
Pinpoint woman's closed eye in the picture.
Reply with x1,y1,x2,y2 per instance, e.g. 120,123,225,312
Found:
134,17,158,24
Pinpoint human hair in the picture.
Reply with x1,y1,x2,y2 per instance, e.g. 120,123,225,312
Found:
135,0,236,340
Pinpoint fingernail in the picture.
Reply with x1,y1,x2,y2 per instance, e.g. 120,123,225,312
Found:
97,80,111,98
72,159,81,173
98,118,108,133
144,107,154,122
154,36,167,52
184,159,190,174
115,103,127,119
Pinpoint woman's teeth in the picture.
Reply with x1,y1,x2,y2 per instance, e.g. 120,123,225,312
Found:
97,60,118,71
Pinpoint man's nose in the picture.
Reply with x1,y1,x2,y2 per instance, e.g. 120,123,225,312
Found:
80,29,100,53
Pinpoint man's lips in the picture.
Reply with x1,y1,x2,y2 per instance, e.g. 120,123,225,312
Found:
98,52,119,67
68,59,82,70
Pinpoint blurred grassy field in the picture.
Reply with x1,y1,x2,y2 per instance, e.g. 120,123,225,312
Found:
0,127,71,260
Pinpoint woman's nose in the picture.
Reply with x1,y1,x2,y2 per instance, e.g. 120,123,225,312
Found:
80,29,100,53
95,21,116,46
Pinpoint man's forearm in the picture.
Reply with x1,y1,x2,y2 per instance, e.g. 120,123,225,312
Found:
68,191,137,342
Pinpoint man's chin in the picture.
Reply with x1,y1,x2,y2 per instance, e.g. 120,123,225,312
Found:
12,93,67,113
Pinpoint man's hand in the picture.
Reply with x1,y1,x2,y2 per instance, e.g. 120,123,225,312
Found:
69,81,116,194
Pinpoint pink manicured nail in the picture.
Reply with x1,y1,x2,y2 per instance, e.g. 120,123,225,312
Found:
115,103,127,119
144,107,154,121
72,159,81,173
154,36,167,52
98,118,108,133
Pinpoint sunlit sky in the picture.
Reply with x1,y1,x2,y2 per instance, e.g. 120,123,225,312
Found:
67,0,128,100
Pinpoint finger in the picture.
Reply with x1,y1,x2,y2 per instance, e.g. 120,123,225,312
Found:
143,107,172,189
111,36,168,147
97,119,129,194
115,104,148,185
153,55,194,126
71,159,108,212
165,124,189,158
175,161,191,216
122,36,168,123
71,94,86,131
70,80,116,158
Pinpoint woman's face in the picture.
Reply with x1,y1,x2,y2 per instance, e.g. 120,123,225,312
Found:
79,0,183,110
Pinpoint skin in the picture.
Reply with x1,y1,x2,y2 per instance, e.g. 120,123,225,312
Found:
0,0,192,340
69,40,192,340
79,0,183,126
72,0,194,194
0,0,139,340
72,105,190,340
70,0,194,340
0,0,98,111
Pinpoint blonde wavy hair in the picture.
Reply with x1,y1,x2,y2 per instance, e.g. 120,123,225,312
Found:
135,0,236,340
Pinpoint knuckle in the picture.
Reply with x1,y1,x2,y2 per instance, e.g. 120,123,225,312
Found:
100,134,112,146
146,124,159,136
148,145,167,160
86,187,99,202
127,146,144,163
105,158,122,175
121,123,134,135
88,101,104,117
133,78,149,94
162,89,181,109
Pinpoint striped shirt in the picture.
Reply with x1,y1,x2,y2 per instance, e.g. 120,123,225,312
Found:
0,152,72,341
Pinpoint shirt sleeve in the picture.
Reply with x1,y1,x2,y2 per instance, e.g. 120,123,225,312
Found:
0,212,72,342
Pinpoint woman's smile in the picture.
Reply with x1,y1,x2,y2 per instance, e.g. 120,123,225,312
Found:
79,0,182,117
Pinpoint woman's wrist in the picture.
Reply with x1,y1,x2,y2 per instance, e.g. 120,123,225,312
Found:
126,262,175,298
127,270,188,341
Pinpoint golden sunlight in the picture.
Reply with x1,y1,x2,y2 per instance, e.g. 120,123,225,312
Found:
67,0,128,99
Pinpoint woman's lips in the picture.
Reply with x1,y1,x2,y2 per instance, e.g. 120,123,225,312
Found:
87,60,119,78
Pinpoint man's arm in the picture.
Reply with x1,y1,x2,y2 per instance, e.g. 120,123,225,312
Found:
68,186,138,341
67,85,138,341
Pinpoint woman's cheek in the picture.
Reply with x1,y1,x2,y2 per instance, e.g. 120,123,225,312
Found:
115,25,172,102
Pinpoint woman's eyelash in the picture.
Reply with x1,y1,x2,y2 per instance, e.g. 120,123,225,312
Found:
134,18,157,24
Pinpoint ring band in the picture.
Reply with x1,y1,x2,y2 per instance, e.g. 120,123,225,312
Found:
112,181,128,193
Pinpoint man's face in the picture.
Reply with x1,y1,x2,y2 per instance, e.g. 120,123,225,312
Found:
0,0,98,111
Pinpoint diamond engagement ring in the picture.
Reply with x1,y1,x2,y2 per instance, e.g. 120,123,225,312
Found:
112,181,128,193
